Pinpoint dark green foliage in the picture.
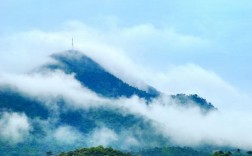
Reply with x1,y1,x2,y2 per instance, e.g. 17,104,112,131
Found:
137,147,210,156
211,149,252,156
212,151,231,156
59,146,132,156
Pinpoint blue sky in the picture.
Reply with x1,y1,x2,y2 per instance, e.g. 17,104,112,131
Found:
1,0,252,94
2,1,252,148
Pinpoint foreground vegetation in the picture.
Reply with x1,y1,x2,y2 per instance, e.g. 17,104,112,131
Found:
58,146,252,156
58,146,132,156
58,146,209,156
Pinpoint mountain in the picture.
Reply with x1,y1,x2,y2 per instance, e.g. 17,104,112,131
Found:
0,50,216,155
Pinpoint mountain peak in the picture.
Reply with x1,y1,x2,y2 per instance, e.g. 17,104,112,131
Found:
42,50,215,110
46,50,159,99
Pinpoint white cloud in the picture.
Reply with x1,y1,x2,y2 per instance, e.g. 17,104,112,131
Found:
0,112,31,144
0,71,107,110
122,136,140,148
114,95,252,150
53,126,84,145
87,127,118,147
146,63,252,111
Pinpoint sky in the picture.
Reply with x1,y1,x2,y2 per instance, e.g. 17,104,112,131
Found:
2,0,252,149
0,1,252,108
1,0,252,92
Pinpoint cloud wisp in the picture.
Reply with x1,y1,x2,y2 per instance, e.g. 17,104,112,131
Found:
0,112,31,144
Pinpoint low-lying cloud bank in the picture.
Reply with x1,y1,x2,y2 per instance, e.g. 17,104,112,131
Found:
0,70,252,150
114,95,252,149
